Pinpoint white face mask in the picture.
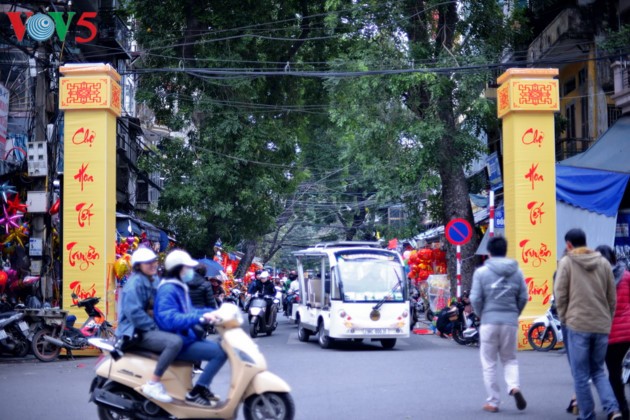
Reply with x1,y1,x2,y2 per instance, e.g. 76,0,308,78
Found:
181,268,195,283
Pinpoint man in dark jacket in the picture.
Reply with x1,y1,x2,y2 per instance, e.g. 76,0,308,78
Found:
249,271,276,297
188,265,216,309
470,236,528,413
554,229,621,420
247,271,276,322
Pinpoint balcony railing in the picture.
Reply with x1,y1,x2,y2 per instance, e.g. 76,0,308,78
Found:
611,60,630,114
528,8,592,63
97,12,131,58
556,137,593,161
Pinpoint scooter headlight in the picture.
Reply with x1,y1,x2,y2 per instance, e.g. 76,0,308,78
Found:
250,308,262,316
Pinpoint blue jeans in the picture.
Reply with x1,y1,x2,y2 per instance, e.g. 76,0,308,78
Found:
177,339,227,389
566,328,619,420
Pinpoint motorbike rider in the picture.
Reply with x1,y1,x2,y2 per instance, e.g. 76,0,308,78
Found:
284,271,299,315
282,270,299,313
247,270,263,295
209,273,226,307
248,271,276,322
116,247,183,404
188,264,217,309
154,250,228,408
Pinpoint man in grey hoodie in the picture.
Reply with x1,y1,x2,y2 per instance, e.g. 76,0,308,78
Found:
471,236,528,413
554,228,621,420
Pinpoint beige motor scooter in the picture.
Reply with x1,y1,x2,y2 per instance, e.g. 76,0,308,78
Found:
88,303,294,420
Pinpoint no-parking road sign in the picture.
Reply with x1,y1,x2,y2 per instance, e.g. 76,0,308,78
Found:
445,218,472,246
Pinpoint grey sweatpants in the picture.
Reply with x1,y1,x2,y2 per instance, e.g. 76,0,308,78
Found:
479,323,520,407
135,329,183,377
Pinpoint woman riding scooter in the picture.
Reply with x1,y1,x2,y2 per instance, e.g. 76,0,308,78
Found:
116,247,183,403
154,250,228,408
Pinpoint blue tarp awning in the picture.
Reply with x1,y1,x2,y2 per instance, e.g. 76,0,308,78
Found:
556,165,629,217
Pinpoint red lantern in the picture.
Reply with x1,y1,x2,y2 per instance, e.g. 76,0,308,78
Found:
418,248,433,262
49,198,61,215
418,269,430,281
433,249,446,262
0,270,7,293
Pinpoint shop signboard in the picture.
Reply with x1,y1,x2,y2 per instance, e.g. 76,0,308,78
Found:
486,152,503,191
497,68,559,350
495,206,505,228
60,64,121,332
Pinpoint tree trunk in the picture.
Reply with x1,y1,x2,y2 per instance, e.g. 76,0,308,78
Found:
406,1,479,295
346,208,367,241
263,222,297,263
181,0,207,60
235,239,258,278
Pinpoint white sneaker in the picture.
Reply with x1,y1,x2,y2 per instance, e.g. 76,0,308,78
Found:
141,381,173,403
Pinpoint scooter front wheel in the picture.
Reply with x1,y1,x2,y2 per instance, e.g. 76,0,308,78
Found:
451,323,468,346
243,392,295,420
528,322,557,351
249,316,259,338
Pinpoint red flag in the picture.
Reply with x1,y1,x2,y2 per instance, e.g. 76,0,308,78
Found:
388,238,398,249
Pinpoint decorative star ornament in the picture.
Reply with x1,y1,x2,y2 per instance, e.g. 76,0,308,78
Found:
2,226,27,247
0,205,23,234
0,183,17,203
5,194,27,214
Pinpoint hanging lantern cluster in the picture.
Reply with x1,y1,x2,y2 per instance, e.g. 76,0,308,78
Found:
403,247,447,285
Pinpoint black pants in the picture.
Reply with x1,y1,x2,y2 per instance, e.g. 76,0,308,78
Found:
606,341,630,414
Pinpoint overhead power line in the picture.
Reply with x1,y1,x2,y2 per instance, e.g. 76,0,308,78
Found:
125,47,630,79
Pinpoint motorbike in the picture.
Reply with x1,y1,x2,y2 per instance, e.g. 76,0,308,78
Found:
527,298,563,352
0,311,30,357
283,291,300,319
435,301,479,345
223,288,245,310
248,294,279,338
409,288,422,331
88,303,295,420
31,295,114,362
451,301,480,345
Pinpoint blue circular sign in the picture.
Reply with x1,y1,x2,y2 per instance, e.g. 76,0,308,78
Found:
445,218,472,246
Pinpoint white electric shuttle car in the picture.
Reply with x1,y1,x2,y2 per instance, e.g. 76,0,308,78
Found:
293,242,410,349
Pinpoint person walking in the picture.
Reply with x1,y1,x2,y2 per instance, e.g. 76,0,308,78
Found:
597,245,630,420
554,229,622,420
470,236,528,413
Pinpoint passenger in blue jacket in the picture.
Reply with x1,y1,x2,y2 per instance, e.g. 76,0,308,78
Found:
154,250,227,407
116,247,183,403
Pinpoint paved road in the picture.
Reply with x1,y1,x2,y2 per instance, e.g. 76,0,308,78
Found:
0,316,623,419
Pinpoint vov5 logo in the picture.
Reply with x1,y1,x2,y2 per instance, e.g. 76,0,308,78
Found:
5,11,97,43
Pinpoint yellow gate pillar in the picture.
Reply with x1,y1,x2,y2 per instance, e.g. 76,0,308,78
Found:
497,69,559,350
60,64,121,330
